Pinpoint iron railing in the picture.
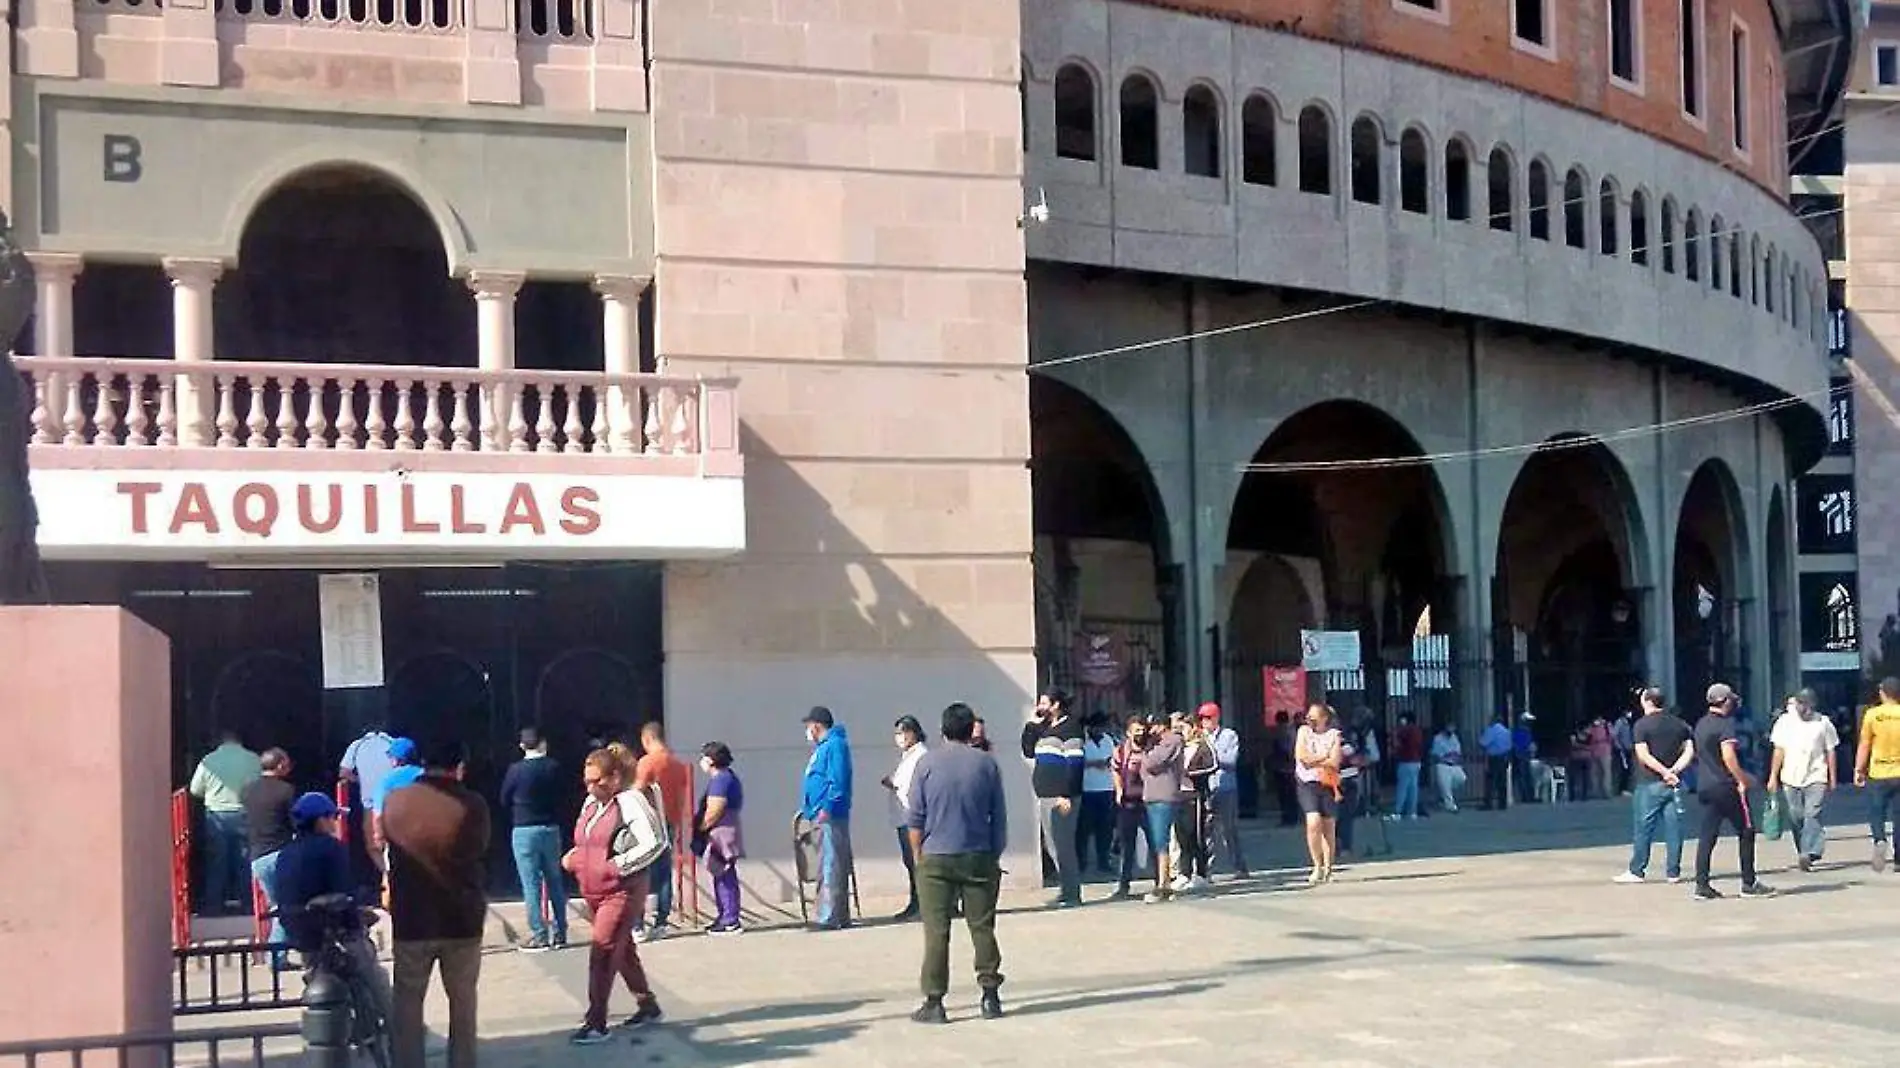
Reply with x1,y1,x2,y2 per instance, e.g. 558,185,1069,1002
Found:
173,943,302,1017
0,1023,302,1068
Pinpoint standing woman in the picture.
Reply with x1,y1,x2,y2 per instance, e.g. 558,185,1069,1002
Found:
695,742,747,934
565,750,664,1045
1295,703,1344,884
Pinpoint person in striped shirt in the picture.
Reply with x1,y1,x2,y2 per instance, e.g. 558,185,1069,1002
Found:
1019,690,1086,908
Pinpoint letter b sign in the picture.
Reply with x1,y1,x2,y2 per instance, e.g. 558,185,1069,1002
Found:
103,135,142,184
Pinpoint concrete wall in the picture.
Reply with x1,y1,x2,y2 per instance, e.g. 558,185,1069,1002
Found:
1846,94,1900,662
1023,0,1831,414
646,1,1041,901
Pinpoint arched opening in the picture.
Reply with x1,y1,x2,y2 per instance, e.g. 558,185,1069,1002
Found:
1487,147,1515,232
1730,226,1744,298
1225,400,1456,797
1527,159,1552,241
1183,84,1222,178
1710,215,1727,292
1750,236,1762,304
1765,244,1777,314
1599,178,1620,256
1029,376,1176,717
1686,209,1703,281
1298,106,1333,195
1350,115,1382,205
1765,488,1791,703
1241,94,1277,186
1673,460,1750,702
1564,167,1588,248
1053,63,1098,161
1631,189,1651,265
1119,75,1160,170
1661,198,1678,274
1446,138,1473,221
1495,439,1649,746
1399,128,1429,214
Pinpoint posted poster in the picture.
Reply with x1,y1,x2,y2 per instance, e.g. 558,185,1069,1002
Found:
1263,665,1307,723
319,572,385,690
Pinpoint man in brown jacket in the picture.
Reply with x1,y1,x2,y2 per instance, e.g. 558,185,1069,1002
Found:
381,739,491,1068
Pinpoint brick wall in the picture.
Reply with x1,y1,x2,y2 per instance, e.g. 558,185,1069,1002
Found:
1116,0,1786,197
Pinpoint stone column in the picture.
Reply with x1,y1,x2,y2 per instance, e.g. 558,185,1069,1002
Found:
164,257,221,447
594,274,647,453
590,0,647,111
159,0,218,86
26,253,81,359
463,0,521,105
468,270,524,451
16,0,79,78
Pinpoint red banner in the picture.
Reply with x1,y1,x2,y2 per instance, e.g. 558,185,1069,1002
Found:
1263,665,1307,723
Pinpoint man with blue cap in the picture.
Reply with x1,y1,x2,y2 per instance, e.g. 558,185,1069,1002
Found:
369,738,423,875
273,792,393,1021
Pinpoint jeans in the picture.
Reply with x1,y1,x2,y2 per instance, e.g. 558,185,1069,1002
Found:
1694,786,1758,890
1142,801,1176,874
1115,805,1157,889
643,847,673,928
202,810,249,915
916,853,1003,1000
250,851,287,950
1781,783,1828,860
1394,762,1421,818
712,863,742,927
392,938,480,1068
1207,790,1248,875
1484,756,1510,809
510,825,567,943
1513,754,1535,803
1077,791,1115,871
1627,780,1684,878
1866,778,1900,844
1037,798,1081,903
896,829,920,913
814,817,853,928
583,886,655,1031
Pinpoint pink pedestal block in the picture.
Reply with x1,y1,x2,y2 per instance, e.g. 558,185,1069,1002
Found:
0,607,173,1044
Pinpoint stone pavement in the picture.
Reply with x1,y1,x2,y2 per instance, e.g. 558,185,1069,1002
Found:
199,797,1900,1067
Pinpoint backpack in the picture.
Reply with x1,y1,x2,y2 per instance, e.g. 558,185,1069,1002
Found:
608,785,669,877
1183,736,1218,779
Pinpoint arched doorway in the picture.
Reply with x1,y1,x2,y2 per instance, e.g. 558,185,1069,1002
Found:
1029,376,1175,716
1765,487,1791,702
1225,400,1455,749
1495,438,1648,746
208,650,325,783
1674,460,1751,702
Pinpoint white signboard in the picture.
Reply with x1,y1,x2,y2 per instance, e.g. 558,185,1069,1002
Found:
319,573,385,689
1300,629,1362,672
30,468,745,561
1799,651,1860,673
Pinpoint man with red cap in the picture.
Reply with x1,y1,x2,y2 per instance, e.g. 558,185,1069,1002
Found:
1197,703,1250,880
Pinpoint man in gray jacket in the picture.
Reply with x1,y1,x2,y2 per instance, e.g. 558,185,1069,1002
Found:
1197,703,1249,880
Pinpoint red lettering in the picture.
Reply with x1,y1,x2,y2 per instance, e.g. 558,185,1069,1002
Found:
168,483,221,534
362,484,380,534
298,485,343,534
232,483,280,537
449,485,487,535
116,482,162,534
499,483,546,535
558,487,601,536
400,483,440,534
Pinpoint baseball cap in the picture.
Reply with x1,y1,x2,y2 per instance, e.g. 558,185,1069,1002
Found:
388,737,419,763
802,706,835,728
290,792,339,825
518,727,544,750
1196,702,1221,721
1705,683,1736,705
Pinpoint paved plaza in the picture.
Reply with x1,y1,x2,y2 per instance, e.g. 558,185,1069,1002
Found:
187,798,1897,1067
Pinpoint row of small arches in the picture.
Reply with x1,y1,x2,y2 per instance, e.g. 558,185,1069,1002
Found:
1043,63,1823,344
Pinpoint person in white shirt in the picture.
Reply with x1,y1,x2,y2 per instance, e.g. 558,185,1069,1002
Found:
1767,689,1840,871
881,716,929,921
1430,725,1466,813
1077,713,1119,875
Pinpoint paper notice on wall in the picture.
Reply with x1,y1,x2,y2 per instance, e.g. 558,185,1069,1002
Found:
319,573,385,690
1299,629,1361,672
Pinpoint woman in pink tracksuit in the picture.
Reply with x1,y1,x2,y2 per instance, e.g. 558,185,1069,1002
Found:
563,750,664,1045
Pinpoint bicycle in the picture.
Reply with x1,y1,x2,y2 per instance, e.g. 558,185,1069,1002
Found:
298,893,392,1068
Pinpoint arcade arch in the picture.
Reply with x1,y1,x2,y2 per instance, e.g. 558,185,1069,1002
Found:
1672,459,1751,702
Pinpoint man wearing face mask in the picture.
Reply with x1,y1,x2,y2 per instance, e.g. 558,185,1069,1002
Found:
1767,689,1839,871
800,707,855,931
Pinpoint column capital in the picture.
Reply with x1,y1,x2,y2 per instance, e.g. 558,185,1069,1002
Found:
162,257,224,287
467,270,526,299
25,251,83,282
592,274,650,301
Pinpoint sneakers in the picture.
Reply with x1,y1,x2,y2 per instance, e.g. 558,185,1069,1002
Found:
1875,841,1891,873
891,907,920,922
1692,885,1724,901
1169,875,1191,893
1740,882,1778,899
1612,871,1646,884
910,999,948,1025
1187,876,1211,893
1666,874,1682,884
638,923,672,943
520,935,553,953
707,921,745,936
1798,856,1813,873
1141,890,1171,904
979,990,1004,1020
569,1027,613,1046
620,1001,664,1030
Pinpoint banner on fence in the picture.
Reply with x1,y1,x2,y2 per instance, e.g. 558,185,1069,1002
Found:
1262,665,1307,722
1299,629,1361,671
1412,633,1452,690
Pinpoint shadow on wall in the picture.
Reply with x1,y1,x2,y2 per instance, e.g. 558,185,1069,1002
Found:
665,427,1040,911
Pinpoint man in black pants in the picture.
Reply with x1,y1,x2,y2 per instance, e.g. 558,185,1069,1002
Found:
1692,683,1776,901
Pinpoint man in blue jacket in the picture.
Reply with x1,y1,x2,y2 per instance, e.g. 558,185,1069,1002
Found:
801,706,855,930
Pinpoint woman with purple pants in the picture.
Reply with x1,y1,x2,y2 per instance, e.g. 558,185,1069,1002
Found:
695,742,746,935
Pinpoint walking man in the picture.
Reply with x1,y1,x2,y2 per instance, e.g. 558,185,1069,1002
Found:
1855,677,1900,872
240,748,298,954
1479,716,1512,811
382,740,492,1068
190,729,263,915
1767,690,1838,871
1614,687,1692,884
908,702,1008,1025
1019,690,1084,907
800,707,856,930
1692,684,1775,900
500,728,568,950
1199,703,1250,879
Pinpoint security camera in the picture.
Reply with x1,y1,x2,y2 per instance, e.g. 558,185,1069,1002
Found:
1019,187,1050,229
